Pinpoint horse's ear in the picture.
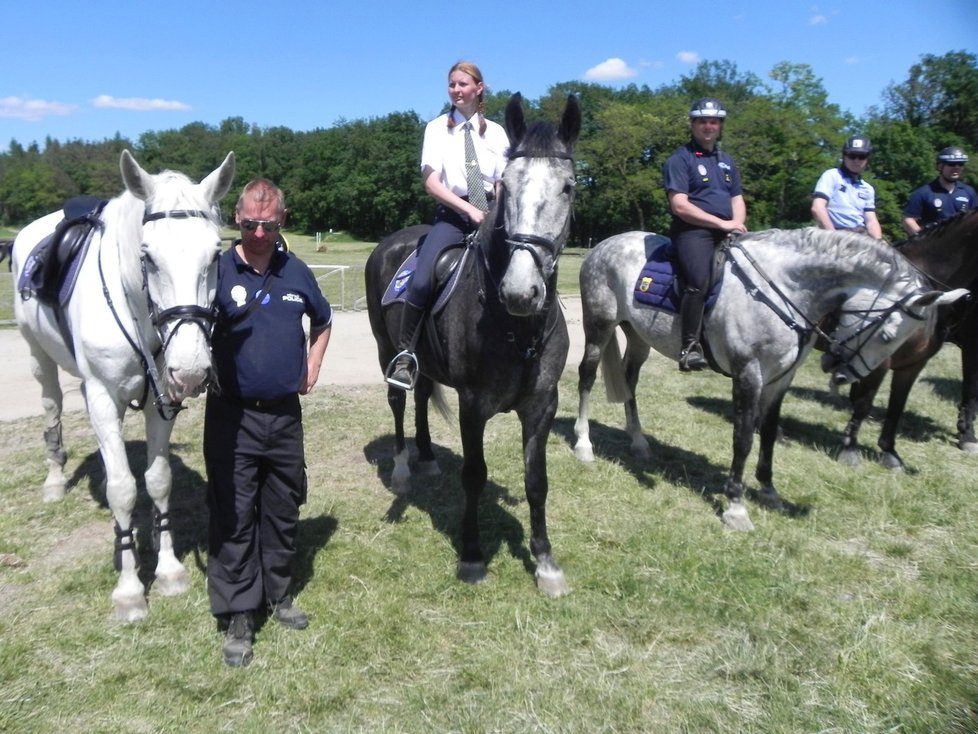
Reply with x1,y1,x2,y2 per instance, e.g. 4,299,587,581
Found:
199,152,236,204
559,95,582,149
120,149,155,201
505,92,526,147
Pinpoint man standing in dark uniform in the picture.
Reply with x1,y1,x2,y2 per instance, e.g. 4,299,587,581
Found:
902,146,978,235
663,98,748,371
205,178,332,667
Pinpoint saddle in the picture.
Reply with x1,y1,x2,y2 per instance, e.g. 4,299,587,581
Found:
633,233,725,313
18,196,107,307
380,240,470,315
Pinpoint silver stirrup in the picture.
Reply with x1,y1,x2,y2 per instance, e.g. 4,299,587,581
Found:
384,350,419,391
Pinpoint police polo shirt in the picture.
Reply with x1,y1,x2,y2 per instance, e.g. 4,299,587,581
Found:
663,141,743,222
813,167,876,229
904,179,978,225
212,244,332,401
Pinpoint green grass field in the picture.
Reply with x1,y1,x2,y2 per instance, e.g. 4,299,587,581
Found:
0,310,976,731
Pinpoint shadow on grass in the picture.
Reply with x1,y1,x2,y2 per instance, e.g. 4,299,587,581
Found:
69,439,337,596
363,434,538,579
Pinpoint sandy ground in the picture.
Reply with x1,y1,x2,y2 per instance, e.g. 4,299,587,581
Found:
0,297,587,422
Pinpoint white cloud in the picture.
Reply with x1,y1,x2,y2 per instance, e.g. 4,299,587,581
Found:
0,96,77,121
91,95,191,112
844,56,864,65
677,51,701,65
809,14,828,25
583,58,637,82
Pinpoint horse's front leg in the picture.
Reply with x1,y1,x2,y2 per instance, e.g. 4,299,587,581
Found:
86,386,147,622
143,411,189,597
838,365,886,467
722,369,761,532
574,337,603,462
754,386,789,512
456,399,488,584
877,363,927,471
521,389,568,598
957,331,978,453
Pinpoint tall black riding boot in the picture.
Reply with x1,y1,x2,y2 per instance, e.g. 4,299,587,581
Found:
386,303,426,390
678,287,708,372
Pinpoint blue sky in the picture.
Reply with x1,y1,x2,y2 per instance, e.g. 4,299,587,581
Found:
3,1,976,152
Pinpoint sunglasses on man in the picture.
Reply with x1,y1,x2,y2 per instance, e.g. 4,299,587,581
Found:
845,153,869,161
240,219,282,232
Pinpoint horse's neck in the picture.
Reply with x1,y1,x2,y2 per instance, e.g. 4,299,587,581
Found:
899,221,978,289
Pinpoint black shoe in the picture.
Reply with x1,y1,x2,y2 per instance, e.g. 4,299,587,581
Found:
679,344,707,372
385,353,417,390
222,612,254,667
270,597,309,630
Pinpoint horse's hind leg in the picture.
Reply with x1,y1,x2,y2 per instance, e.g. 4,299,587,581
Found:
387,384,412,493
25,339,68,502
413,376,440,476
143,412,189,597
620,325,652,460
957,332,978,453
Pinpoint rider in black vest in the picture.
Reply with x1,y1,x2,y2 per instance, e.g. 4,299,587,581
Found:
662,98,748,371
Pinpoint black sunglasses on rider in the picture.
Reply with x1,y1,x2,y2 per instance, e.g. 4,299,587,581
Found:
240,219,282,232
845,153,869,161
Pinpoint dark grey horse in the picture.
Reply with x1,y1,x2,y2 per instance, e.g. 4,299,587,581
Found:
365,93,580,596
574,228,968,531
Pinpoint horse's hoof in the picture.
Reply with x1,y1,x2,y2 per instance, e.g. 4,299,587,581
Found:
880,453,905,472
154,571,191,597
457,560,487,585
630,441,652,460
416,460,441,476
755,488,784,512
574,444,594,463
535,567,569,598
959,438,978,455
722,504,755,532
41,484,66,503
112,597,149,624
837,448,862,467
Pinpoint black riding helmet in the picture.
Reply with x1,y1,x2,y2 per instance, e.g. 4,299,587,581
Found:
842,136,873,156
688,98,727,119
938,146,969,164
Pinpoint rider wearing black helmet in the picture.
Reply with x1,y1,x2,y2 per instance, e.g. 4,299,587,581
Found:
811,135,883,239
902,146,978,235
662,97,748,371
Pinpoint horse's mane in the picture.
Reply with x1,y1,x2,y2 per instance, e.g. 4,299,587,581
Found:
894,208,978,252
738,227,911,281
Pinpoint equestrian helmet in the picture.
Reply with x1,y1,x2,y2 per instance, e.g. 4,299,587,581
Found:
938,146,969,164
842,136,873,155
688,98,727,119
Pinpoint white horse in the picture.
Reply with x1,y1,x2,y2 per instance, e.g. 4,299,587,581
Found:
574,228,969,531
12,150,235,622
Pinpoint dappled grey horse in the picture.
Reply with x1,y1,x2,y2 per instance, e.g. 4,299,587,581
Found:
574,228,968,531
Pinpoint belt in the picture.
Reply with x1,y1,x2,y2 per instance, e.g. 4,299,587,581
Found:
216,392,296,411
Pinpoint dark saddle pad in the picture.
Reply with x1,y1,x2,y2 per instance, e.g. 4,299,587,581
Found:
381,243,470,315
18,196,107,307
633,234,723,313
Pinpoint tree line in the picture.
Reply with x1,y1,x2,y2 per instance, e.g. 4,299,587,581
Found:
1,51,975,245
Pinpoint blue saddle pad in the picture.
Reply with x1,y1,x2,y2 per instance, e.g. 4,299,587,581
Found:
381,246,469,315
633,235,722,313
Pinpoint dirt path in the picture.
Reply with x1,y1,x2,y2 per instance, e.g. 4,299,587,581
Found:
0,297,587,422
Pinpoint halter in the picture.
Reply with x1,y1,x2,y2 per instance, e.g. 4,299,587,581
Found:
726,239,927,381
100,207,219,420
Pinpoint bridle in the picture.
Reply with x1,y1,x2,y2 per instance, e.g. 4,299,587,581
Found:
726,238,928,381
499,149,575,281
100,207,219,419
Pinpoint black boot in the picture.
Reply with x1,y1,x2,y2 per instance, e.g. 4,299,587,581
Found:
678,287,708,372
386,303,426,390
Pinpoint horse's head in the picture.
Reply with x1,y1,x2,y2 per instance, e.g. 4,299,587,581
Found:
121,149,236,402
496,92,581,316
820,282,970,385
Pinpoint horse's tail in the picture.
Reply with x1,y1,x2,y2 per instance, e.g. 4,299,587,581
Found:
601,333,631,403
431,382,454,423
